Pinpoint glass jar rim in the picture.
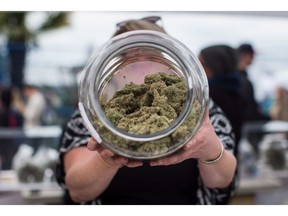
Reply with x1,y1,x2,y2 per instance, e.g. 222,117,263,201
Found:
79,30,209,144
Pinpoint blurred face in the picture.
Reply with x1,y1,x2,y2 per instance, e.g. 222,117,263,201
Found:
243,52,255,66
23,87,32,98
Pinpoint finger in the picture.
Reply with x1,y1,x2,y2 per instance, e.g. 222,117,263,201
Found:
125,160,143,168
114,157,129,165
183,138,197,151
204,107,209,119
101,149,115,158
87,137,98,151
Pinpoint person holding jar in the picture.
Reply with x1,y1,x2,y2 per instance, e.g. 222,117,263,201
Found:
56,16,237,205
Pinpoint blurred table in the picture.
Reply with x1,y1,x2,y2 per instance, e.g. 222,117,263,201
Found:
233,120,288,204
231,170,288,205
231,176,282,205
0,126,62,139
0,170,64,205
0,126,62,170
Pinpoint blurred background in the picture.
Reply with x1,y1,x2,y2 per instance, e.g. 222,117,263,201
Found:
1,11,288,205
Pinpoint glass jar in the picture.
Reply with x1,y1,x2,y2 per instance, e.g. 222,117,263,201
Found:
78,30,209,160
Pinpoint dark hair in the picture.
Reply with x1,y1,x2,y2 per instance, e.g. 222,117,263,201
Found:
23,83,38,90
200,44,238,75
0,87,13,108
112,16,166,37
237,43,255,54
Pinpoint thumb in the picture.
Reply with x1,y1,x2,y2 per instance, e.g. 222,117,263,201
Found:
87,137,99,151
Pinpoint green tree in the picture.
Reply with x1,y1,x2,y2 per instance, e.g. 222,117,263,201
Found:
0,12,70,89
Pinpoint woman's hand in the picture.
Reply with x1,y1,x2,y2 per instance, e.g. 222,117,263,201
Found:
87,137,143,168
150,110,223,166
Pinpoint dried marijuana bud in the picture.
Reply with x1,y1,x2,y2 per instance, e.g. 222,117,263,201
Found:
96,72,201,156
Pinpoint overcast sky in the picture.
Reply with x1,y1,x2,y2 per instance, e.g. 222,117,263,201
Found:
30,11,288,54
1,10,281,107
23,12,288,99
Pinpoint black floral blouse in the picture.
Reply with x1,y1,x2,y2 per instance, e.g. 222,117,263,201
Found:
56,99,238,205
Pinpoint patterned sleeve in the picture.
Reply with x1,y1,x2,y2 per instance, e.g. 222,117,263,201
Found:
56,101,238,204
197,99,239,204
55,109,91,189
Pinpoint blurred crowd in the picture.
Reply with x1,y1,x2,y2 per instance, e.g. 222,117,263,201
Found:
1,40,288,169
0,13,288,207
1,15,288,192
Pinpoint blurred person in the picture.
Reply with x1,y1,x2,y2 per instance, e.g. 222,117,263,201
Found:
14,83,47,129
0,86,24,128
237,43,271,122
0,86,24,170
56,16,237,205
270,86,288,121
199,44,245,159
237,44,271,156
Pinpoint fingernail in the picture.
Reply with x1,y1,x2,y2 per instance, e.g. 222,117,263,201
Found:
103,150,113,157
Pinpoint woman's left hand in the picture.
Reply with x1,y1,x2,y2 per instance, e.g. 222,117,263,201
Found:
150,110,223,166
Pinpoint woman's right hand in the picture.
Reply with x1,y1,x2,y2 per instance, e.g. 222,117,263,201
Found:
87,137,143,168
